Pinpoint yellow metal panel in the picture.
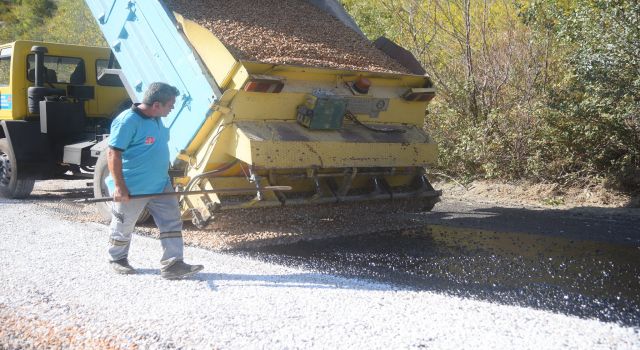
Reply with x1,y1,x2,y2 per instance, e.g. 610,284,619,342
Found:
230,91,306,121
228,124,254,165
94,86,130,118
228,91,428,125
230,65,250,92
173,13,240,90
1,41,28,120
378,99,428,125
246,141,436,168
228,121,437,168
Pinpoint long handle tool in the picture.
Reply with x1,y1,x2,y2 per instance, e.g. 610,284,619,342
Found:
74,185,292,204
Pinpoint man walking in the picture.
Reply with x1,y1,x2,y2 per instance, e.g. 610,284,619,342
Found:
106,82,203,280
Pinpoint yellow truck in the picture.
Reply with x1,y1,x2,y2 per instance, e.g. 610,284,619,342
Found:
0,40,129,198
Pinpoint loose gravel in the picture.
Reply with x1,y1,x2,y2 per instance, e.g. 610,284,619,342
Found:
1,199,639,349
165,0,410,73
29,179,434,251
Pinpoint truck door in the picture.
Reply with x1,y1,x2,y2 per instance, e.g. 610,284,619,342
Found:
0,47,12,121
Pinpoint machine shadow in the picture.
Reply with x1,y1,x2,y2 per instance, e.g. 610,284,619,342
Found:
228,204,640,328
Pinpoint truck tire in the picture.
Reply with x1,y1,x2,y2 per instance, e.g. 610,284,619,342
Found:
93,149,150,223
0,138,35,199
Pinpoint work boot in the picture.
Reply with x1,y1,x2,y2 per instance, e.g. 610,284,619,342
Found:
110,258,136,275
161,260,204,280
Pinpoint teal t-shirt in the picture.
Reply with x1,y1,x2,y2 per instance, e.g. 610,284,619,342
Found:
105,105,170,195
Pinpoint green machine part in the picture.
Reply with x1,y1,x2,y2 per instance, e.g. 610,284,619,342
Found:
296,94,347,130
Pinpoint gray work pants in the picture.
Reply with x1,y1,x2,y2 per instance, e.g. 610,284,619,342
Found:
108,184,183,267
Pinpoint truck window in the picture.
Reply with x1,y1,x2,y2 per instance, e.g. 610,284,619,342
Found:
96,59,123,87
26,55,84,84
0,47,11,86
0,56,9,86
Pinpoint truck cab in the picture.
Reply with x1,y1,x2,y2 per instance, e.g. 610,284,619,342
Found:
0,40,129,198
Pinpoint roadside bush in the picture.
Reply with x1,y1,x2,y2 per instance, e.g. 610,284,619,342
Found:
426,99,548,183
532,0,640,191
348,0,638,193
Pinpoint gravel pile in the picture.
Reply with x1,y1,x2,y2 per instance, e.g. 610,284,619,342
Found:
0,308,131,350
165,0,411,74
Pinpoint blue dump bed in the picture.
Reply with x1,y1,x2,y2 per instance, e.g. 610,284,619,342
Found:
84,0,222,163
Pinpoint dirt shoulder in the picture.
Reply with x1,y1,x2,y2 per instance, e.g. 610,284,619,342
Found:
435,179,639,210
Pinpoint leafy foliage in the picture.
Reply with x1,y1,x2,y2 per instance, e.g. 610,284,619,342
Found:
344,0,639,191
341,0,400,39
40,0,105,46
0,0,104,46
540,0,640,188
0,0,57,42
344,0,554,181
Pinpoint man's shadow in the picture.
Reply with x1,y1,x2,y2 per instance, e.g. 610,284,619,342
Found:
132,269,382,293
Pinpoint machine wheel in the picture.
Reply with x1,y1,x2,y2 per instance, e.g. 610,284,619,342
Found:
0,138,35,199
93,149,150,223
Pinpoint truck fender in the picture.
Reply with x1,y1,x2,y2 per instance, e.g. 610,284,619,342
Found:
0,120,55,179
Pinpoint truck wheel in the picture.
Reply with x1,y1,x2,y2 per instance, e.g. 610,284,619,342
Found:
0,138,35,199
93,149,150,223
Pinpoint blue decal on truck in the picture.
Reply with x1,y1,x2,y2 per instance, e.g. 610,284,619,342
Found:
0,94,12,110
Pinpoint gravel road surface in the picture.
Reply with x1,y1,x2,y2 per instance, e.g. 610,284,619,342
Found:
1,197,639,349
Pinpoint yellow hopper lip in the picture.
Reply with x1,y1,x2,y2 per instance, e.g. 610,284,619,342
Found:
228,120,437,169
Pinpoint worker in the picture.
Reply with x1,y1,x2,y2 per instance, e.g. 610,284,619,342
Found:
106,82,204,280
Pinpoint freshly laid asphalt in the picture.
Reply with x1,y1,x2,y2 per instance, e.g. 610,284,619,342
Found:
1,198,639,349
237,223,640,327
